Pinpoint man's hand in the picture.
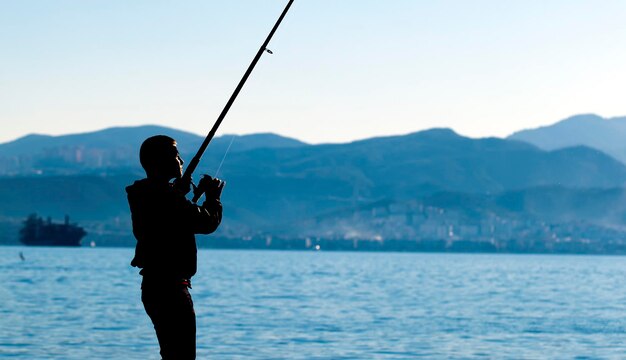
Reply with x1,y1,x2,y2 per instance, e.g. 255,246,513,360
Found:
194,175,225,202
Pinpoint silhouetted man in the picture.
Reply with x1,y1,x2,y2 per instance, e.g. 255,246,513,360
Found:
126,135,223,359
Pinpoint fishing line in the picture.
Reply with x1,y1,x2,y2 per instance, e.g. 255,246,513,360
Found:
215,135,236,177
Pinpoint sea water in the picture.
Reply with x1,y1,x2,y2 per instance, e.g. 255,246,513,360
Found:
1,246,626,359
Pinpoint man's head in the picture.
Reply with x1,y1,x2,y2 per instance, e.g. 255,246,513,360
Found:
139,135,184,180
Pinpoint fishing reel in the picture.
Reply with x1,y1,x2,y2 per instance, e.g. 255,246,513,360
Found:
191,175,225,203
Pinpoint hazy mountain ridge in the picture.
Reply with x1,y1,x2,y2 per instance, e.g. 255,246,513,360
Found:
2,124,626,252
0,125,307,175
508,114,626,163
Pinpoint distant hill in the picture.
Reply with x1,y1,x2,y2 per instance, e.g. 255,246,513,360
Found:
2,127,626,247
508,114,626,163
219,128,626,198
0,125,308,175
294,185,626,253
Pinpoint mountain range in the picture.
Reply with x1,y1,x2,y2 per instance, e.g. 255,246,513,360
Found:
0,116,626,252
2,115,626,252
508,114,626,163
0,125,306,176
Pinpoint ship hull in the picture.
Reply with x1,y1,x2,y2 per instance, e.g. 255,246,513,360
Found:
19,214,87,247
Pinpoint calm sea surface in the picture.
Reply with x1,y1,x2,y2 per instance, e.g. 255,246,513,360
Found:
1,246,626,359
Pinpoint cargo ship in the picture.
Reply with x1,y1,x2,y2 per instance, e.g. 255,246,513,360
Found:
19,214,87,247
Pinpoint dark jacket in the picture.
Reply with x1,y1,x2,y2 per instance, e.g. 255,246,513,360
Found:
126,178,222,280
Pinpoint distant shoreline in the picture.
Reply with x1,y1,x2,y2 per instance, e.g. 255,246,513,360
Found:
5,240,626,256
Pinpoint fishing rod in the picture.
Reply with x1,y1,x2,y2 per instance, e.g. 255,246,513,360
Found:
177,0,295,201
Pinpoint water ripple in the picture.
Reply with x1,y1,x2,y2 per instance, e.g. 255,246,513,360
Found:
2,247,626,358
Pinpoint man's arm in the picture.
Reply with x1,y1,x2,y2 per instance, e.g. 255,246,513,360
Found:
184,175,224,234
194,199,222,234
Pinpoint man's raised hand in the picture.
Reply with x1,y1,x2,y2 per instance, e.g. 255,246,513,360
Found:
193,175,225,202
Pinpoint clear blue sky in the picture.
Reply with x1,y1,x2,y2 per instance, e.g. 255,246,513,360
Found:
1,0,626,144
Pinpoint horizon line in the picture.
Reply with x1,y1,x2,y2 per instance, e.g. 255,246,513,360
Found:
2,112,619,146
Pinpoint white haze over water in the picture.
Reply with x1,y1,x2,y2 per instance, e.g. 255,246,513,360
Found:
2,246,626,359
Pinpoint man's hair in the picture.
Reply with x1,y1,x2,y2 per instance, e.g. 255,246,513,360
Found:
139,135,176,173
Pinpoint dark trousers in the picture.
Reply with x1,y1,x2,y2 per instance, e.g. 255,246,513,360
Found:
142,279,196,360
